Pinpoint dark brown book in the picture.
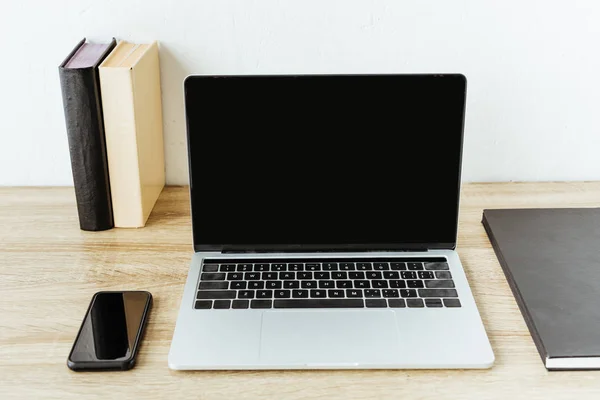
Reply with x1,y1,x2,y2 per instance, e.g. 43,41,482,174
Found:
59,38,116,231
483,208,600,370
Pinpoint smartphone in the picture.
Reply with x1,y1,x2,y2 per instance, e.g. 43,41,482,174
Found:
67,291,152,371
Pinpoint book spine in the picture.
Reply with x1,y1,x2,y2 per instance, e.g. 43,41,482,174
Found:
99,67,145,228
59,66,114,231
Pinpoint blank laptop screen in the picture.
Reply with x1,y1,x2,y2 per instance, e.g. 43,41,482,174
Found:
184,74,466,250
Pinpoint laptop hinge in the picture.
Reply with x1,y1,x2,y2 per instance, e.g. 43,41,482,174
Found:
220,245,430,253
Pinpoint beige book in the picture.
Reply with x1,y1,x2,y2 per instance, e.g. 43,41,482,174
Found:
99,41,165,228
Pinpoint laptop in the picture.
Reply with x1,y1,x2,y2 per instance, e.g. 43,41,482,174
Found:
169,74,494,369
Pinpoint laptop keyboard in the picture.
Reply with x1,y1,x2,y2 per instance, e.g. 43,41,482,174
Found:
194,258,460,310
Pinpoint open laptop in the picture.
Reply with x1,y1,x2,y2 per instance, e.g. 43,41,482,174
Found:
169,74,494,369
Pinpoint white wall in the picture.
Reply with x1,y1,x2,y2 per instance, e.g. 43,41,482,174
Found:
1,0,600,185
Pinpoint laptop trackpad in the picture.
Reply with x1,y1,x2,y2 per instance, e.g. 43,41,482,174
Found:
259,311,400,366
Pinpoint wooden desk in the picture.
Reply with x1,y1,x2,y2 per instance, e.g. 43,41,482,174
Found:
2,183,600,399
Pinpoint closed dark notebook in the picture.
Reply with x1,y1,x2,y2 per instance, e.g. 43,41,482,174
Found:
59,38,116,231
483,208,600,370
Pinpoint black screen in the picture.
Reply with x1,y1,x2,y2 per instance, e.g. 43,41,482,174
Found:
185,74,466,250
69,292,150,362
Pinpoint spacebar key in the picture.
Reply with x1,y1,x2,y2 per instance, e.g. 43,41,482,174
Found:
274,299,364,308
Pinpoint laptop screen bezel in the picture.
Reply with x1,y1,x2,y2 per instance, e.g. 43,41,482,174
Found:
184,74,465,253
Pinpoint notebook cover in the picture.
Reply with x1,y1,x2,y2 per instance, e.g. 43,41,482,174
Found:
482,208,600,370
59,38,116,231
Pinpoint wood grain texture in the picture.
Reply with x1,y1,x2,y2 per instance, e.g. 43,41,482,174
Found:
2,183,600,399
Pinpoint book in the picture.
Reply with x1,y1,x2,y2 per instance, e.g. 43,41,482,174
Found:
98,41,165,228
483,208,600,370
59,38,116,231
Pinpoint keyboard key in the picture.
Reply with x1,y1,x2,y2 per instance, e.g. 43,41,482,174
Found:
194,300,212,309
213,300,231,309
388,299,406,308
298,272,313,280
401,271,416,280
407,262,423,270
425,299,443,308
251,300,272,309
319,280,335,289
356,262,372,270
374,280,389,289
238,290,255,299
407,299,424,308
254,264,269,272
292,289,309,298
197,290,236,299
306,263,321,271
383,271,400,280
365,289,381,298
287,264,303,272
284,281,300,289
424,262,449,270
203,264,218,272
237,264,253,272
332,271,348,280
274,299,364,308
349,271,365,280
374,262,389,271
322,263,338,271
232,300,249,309
301,280,317,289
389,280,406,289
230,281,247,290
257,290,273,298
425,280,455,288
366,299,387,308
336,280,352,288
315,272,330,280
199,281,228,290
436,271,452,279
418,271,434,280
280,272,295,280
400,289,418,298
201,273,225,281
275,290,291,298
266,281,282,289
383,289,399,298
249,281,265,290
390,262,407,270
419,289,458,298
354,280,370,289
311,289,326,298
443,299,462,308
227,273,243,281
331,271,348,279
289,263,303,271
329,289,344,298
220,264,236,272
366,271,382,280
263,272,278,280
340,262,355,271
346,289,363,298
245,272,260,280
272,264,286,271
407,280,424,289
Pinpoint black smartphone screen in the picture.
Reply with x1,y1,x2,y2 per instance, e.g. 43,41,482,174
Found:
68,291,151,370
